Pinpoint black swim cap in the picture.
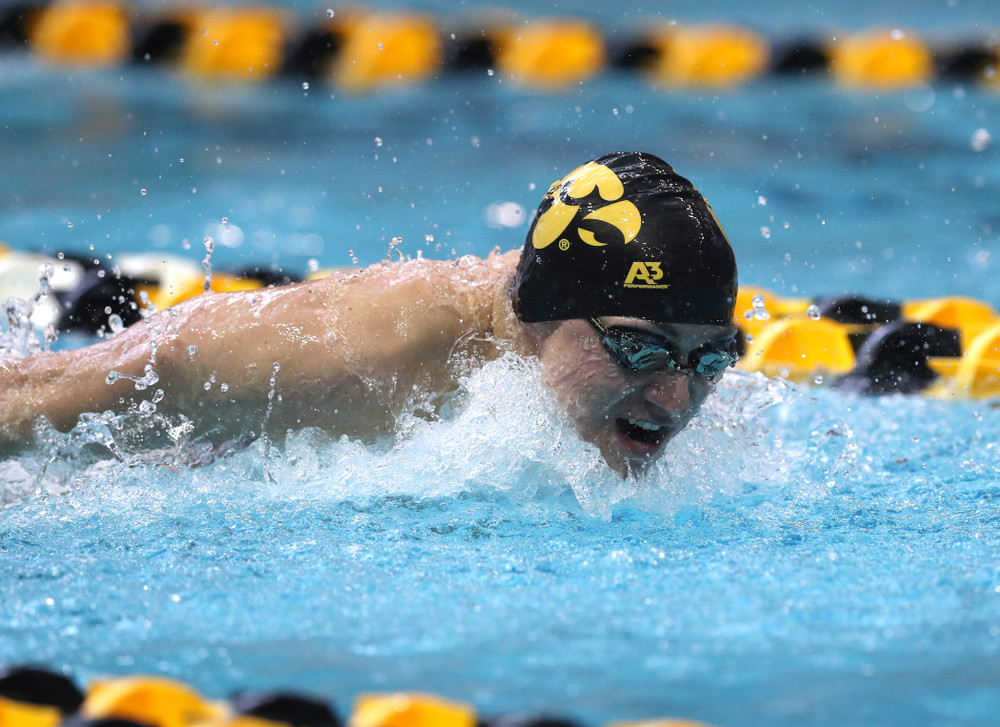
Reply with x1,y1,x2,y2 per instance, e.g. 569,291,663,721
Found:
511,151,737,326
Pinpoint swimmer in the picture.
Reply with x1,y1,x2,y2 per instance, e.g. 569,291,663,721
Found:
0,151,739,476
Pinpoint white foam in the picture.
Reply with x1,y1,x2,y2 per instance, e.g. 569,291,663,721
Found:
2,355,822,520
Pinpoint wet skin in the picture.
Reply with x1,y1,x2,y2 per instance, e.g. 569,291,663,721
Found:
535,317,737,477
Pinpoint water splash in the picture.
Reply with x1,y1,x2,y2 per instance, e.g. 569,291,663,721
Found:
2,355,810,519
0,264,57,357
202,236,215,292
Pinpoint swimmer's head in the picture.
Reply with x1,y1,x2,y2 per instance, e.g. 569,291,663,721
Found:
511,151,737,326
510,152,738,476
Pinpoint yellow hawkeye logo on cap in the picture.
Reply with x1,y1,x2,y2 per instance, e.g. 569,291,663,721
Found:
531,162,641,250
624,261,670,289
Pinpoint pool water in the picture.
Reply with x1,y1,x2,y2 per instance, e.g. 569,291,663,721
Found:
3,2,1000,725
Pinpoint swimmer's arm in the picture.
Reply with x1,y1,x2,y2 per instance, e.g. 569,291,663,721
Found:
0,322,169,448
156,261,500,437
0,253,513,449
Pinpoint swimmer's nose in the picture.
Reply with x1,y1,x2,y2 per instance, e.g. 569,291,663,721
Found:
643,371,692,418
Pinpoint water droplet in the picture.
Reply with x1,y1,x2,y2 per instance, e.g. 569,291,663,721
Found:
301,81,310,90
204,381,212,391
487,68,495,76
220,383,229,393
106,371,120,385
424,234,434,243
307,258,319,272
152,389,165,403
140,188,147,196
757,195,767,206
760,226,772,239
814,374,825,385
187,345,199,357
971,128,991,152
807,304,822,320
326,8,334,17
139,400,157,414
751,294,771,321
107,314,124,334
374,137,383,147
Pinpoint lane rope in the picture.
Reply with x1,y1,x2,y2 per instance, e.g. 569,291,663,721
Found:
1,1,998,91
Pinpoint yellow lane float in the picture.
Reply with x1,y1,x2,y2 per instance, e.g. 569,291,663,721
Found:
29,0,130,66
827,28,935,88
180,7,288,80
494,18,606,89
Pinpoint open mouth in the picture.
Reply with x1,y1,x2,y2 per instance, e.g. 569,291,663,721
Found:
615,417,670,451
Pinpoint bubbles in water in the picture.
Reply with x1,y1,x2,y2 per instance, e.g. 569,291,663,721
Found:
187,345,199,357
807,304,822,320
971,128,991,152
760,226,772,239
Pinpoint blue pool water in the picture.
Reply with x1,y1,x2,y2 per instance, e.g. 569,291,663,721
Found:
3,1,1000,725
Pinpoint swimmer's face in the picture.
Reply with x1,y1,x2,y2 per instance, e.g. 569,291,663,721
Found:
536,317,737,477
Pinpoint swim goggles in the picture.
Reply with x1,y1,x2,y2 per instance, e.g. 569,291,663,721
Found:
588,317,739,377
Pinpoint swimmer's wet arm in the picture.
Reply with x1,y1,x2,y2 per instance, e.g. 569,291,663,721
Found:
0,322,170,446
144,256,505,436
0,252,514,448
